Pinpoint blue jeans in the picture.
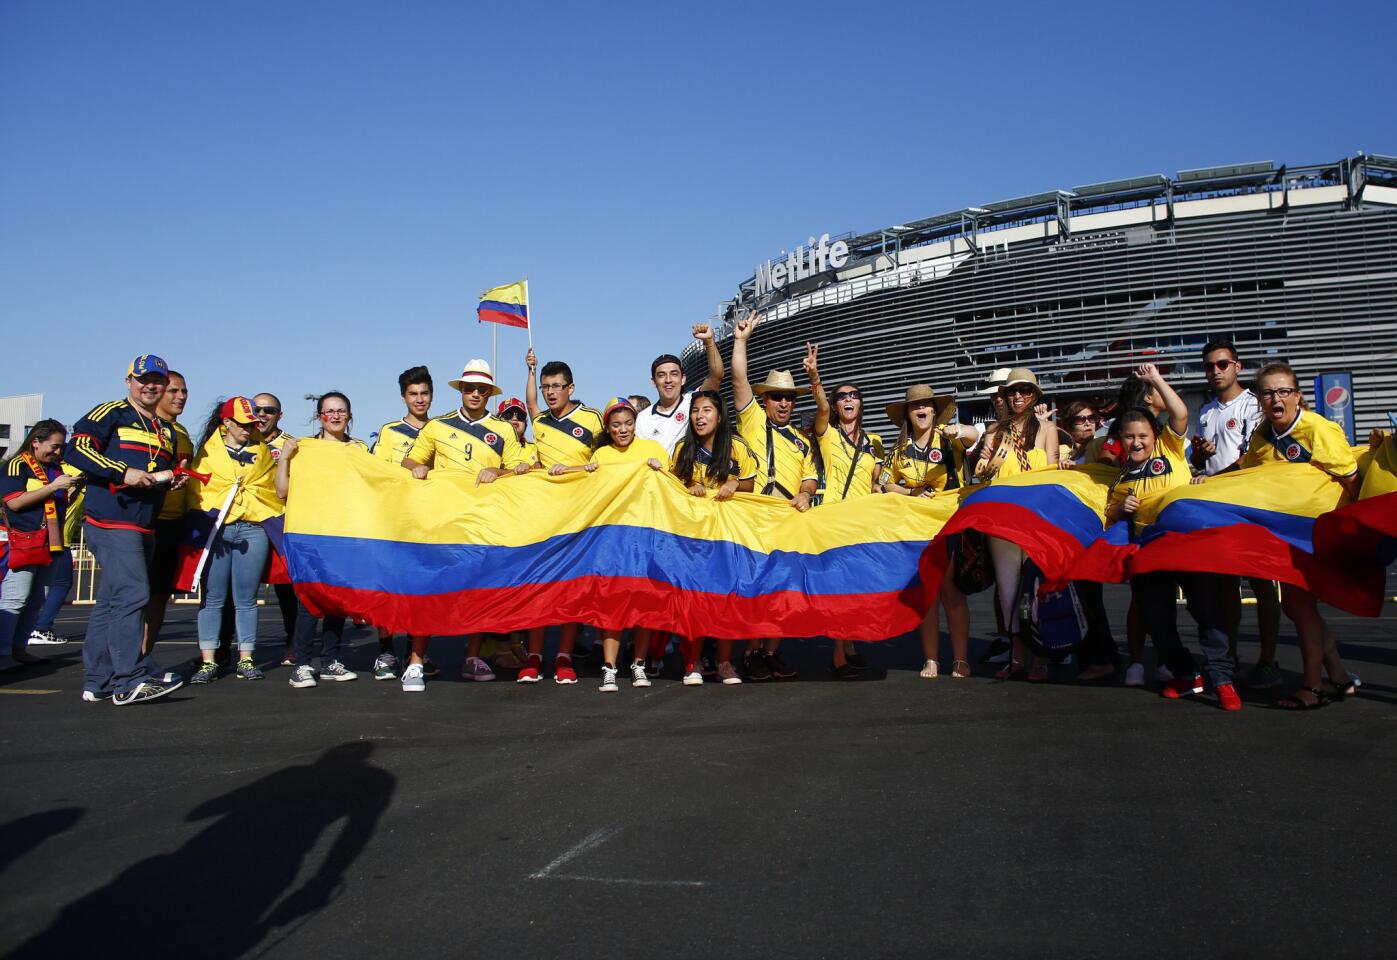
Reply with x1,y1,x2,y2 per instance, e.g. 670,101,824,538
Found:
292,595,345,667
34,548,73,633
0,562,53,656
84,523,161,697
197,521,269,654
1133,570,1233,687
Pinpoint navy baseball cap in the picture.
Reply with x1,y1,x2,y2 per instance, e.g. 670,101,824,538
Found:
127,354,170,379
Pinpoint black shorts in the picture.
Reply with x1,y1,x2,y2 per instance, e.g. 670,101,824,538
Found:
147,518,184,594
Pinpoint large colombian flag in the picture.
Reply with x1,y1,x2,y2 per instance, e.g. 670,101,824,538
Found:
281,440,960,641
477,279,529,328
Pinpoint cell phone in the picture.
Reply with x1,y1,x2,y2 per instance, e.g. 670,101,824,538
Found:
1388,411,1397,430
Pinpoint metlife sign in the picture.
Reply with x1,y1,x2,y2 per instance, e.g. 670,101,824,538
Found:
754,233,851,297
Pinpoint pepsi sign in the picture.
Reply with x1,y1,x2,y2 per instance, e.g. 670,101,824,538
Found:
1314,372,1355,443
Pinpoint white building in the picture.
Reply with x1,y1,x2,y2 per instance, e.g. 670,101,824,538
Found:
0,394,44,459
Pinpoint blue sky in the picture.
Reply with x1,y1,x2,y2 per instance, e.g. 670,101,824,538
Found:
2,0,1392,438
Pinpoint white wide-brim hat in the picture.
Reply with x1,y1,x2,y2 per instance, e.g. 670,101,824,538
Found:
448,358,503,397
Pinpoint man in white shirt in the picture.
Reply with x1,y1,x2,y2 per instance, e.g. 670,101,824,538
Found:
1190,338,1282,688
636,324,725,456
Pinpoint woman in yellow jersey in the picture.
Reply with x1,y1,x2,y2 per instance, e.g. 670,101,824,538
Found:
1106,366,1241,709
971,368,1058,681
1229,362,1360,709
0,420,77,670
878,385,977,681
554,397,666,691
186,398,283,684
276,392,367,689
670,390,756,686
1056,398,1119,682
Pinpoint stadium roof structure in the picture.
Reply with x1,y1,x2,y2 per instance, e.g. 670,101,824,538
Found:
735,153,1397,310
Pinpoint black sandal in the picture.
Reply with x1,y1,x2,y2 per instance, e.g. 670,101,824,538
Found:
1275,686,1330,710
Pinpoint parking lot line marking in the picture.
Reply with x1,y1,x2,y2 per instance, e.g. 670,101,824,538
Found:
0,689,60,695
528,826,706,887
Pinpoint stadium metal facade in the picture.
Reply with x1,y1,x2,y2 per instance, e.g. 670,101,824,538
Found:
682,154,1397,435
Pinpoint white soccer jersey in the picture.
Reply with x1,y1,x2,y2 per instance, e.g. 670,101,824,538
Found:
635,391,694,456
1194,390,1262,475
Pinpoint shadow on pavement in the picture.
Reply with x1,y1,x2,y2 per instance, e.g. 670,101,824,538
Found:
4,742,394,960
0,808,86,877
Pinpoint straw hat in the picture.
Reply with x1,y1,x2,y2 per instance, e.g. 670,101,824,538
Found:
885,384,957,426
447,358,502,397
999,367,1041,397
751,370,811,397
976,367,1012,395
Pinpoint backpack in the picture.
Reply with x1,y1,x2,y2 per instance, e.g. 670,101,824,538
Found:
1015,559,1087,654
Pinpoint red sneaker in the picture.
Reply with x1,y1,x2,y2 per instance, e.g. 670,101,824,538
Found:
553,656,578,685
516,654,542,684
1215,682,1242,711
1160,674,1204,699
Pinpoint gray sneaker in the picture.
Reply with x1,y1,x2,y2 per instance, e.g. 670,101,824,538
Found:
373,653,399,681
1244,659,1283,690
400,662,426,693
289,665,318,688
319,661,358,682
190,661,220,684
235,657,264,680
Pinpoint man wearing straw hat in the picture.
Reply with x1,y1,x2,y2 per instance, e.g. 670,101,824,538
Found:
401,358,529,690
730,314,819,680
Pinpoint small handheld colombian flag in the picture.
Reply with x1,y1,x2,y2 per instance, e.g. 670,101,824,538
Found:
477,279,529,329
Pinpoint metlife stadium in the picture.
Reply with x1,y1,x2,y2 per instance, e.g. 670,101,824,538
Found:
683,154,1397,434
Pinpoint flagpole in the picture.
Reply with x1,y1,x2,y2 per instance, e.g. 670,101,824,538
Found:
525,275,533,350
492,321,498,385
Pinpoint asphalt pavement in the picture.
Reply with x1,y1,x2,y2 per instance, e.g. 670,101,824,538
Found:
2,583,1395,959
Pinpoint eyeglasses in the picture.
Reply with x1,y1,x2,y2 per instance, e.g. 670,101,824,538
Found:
539,382,571,392
1203,359,1237,372
833,391,861,401
320,410,349,419
1259,387,1299,400
253,406,280,415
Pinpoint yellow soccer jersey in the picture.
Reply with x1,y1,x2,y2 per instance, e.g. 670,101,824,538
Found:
373,419,427,467
1241,409,1358,479
670,438,758,490
156,421,196,522
533,403,603,468
263,430,294,463
519,439,538,467
736,401,817,499
881,437,963,494
592,438,667,466
1107,426,1191,531
820,427,884,502
407,410,525,481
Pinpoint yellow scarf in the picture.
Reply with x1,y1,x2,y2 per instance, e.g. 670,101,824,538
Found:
189,429,284,523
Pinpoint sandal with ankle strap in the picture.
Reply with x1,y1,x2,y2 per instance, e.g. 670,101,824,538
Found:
994,659,1025,681
1275,686,1330,710
951,660,972,679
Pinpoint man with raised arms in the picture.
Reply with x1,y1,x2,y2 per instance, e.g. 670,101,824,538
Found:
635,324,725,457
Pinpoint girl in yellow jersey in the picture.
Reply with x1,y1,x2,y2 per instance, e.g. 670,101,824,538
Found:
880,384,977,681
186,398,283,684
553,398,667,692
970,369,1058,681
670,390,756,686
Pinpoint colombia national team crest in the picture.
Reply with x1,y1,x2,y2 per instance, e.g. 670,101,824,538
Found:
929,448,944,463
676,412,686,423
484,432,497,445
1149,458,1166,476
1286,443,1302,460
1226,417,1238,431
572,426,585,439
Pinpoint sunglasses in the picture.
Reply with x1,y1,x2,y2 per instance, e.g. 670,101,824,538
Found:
1203,359,1237,372
1071,415,1099,425
460,385,493,395
1004,386,1036,397
766,393,797,403
833,391,861,401
253,406,280,415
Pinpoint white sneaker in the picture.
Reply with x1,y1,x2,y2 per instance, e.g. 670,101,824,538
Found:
629,661,651,688
28,630,67,645
401,663,425,693
599,665,619,693
682,669,703,686
1153,664,1174,683
81,690,110,702
1124,662,1145,687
